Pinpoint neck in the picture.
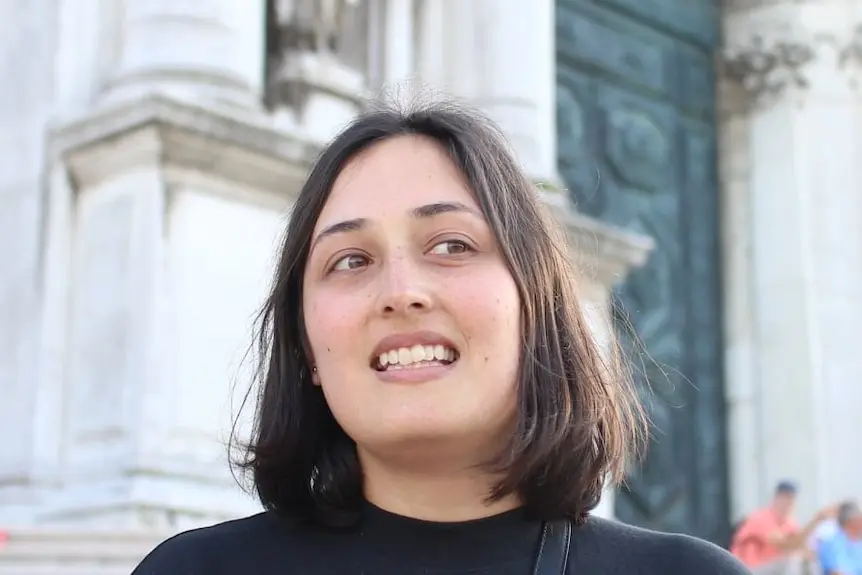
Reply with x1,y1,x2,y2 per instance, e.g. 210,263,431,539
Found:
770,506,789,521
359,448,521,522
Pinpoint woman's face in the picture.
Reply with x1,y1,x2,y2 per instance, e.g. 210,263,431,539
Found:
302,135,521,462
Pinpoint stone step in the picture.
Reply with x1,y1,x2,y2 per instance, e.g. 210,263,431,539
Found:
0,529,167,575
0,565,124,575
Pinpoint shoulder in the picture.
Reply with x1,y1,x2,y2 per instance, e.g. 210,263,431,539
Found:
131,512,301,574
736,508,774,535
818,532,849,563
740,508,769,526
570,516,749,574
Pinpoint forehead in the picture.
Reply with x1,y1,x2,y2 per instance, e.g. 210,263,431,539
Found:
314,135,479,232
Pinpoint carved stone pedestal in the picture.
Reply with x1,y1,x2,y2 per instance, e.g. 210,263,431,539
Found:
27,94,316,529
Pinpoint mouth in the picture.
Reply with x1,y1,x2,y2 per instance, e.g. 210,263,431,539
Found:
372,344,460,372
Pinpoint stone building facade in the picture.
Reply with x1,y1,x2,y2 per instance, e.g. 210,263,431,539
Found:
0,0,860,572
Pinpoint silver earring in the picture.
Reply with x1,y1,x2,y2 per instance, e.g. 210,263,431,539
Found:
312,366,317,373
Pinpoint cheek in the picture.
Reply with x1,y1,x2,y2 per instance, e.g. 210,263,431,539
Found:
303,294,365,364
454,271,521,361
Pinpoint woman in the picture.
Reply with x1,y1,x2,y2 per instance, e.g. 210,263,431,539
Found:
132,102,747,574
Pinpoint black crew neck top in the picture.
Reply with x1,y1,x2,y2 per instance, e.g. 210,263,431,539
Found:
131,502,748,574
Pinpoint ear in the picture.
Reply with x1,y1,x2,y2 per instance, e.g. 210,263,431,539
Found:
311,365,321,386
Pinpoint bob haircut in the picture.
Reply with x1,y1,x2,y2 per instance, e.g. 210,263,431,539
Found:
234,101,647,527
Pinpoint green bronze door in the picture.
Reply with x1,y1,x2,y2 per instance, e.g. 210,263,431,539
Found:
555,0,729,543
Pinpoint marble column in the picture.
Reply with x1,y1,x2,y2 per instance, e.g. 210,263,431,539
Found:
102,0,266,108
413,0,445,87
470,0,558,186
380,0,415,86
720,0,862,520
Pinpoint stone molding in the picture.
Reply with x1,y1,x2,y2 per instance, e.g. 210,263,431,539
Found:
48,94,318,196
534,178,653,291
535,181,654,290
267,51,368,115
551,203,655,290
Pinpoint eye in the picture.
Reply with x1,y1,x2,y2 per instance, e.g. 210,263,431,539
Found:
428,239,471,256
330,253,370,272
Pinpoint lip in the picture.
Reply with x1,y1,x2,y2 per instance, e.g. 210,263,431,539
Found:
375,362,455,384
370,330,459,360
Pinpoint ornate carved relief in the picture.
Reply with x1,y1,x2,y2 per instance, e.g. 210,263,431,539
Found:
605,108,669,192
556,79,603,214
264,0,366,112
722,23,862,106
721,34,816,102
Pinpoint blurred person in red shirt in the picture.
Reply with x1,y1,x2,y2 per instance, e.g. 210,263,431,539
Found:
732,481,838,574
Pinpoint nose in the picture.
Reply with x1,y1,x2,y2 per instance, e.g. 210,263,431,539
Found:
377,255,433,316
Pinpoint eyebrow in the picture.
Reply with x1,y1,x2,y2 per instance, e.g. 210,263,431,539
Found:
310,201,481,251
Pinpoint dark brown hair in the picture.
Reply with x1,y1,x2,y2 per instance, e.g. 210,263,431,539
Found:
232,101,647,527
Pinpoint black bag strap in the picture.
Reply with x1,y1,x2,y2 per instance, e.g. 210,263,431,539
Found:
531,519,572,575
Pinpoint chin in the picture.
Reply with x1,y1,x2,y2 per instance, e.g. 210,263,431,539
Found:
366,418,469,445
353,415,511,462
330,394,517,461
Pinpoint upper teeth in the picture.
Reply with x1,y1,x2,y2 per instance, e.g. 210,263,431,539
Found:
378,344,456,367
